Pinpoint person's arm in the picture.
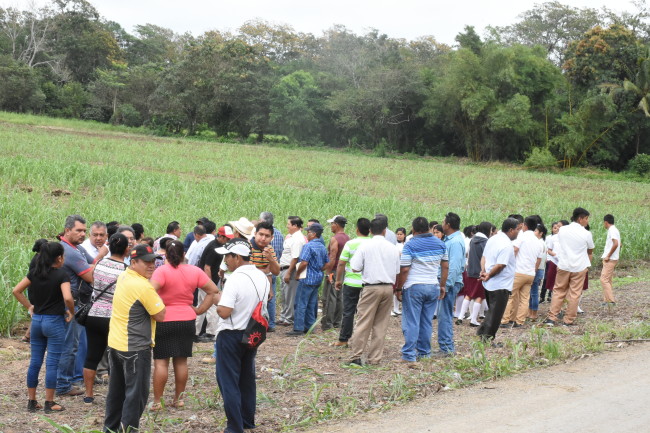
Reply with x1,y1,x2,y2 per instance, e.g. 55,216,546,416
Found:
78,268,94,284
284,257,299,284
480,264,506,281
587,248,594,264
535,257,542,270
395,266,410,301
61,281,74,322
203,264,212,280
325,239,338,273
446,241,464,286
217,305,233,319
151,307,166,322
264,247,280,276
334,260,347,290
194,280,218,315
12,277,33,315
439,260,449,299
604,239,619,262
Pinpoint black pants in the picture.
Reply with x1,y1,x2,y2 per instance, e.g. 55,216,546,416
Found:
477,289,510,341
104,347,151,433
84,316,109,371
338,285,362,342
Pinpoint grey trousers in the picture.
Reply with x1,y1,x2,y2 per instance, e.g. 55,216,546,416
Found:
279,268,298,324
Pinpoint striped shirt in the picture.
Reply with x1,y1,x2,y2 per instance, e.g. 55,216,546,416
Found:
339,236,370,288
250,238,277,273
401,233,448,288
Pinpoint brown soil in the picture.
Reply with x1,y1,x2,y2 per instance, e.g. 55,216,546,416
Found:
0,274,647,433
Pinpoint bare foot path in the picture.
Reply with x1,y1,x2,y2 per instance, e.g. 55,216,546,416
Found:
306,342,650,433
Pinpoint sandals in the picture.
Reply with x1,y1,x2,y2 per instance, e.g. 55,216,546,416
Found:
171,400,184,408
149,402,162,412
27,400,42,412
44,401,64,413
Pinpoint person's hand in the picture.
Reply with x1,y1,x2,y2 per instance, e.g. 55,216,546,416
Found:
65,310,73,323
97,244,109,259
28,305,34,317
263,247,275,261
396,290,402,302
438,285,446,300
192,306,201,315
604,256,610,263
479,271,489,282
335,281,342,291
283,273,291,284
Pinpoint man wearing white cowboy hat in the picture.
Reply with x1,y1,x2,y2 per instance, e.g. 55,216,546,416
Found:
229,217,255,240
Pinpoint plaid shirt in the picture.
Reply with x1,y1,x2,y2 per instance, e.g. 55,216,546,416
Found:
299,237,329,285
272,227,284,261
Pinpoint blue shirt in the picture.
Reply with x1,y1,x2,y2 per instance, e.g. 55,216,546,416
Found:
272,227,284,261
401,233,448,288
299,237,329,285
442,231,465,287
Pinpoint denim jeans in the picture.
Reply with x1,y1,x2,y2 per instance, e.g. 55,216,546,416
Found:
216,330,257,433
401,284,440,361
437,281,462,353
293,281,320,332
267,277,277,329
28,314,66,389
529,268,545,311
338,285,362,342
104,347,152,433
56,307,86,394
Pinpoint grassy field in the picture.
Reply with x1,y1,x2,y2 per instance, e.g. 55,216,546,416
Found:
0,112,649,334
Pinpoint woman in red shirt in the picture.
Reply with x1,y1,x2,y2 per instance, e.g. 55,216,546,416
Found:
150,240,218,410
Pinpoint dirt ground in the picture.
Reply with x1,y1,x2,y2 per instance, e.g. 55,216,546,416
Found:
0,273,647,433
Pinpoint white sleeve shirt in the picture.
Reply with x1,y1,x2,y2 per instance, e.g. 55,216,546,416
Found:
557,222,594,273
602,225,621,260
513,230,544,276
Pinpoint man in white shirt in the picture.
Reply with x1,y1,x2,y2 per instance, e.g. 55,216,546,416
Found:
501,216,544,327
599,214,621,305
477,218,520,343
80,221,108,260
215,238,270,433
186,224,215,266
545,208,594,326
347,218,400,366
277,216,306,326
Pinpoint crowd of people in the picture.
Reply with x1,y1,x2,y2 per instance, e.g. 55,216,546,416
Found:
12,208,621,432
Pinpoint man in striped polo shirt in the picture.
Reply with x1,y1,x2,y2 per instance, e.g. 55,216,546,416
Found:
333,218,371,347
396,217,449,363
249,221,280,331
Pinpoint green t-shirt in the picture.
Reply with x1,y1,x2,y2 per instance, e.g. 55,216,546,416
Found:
339,237,370,288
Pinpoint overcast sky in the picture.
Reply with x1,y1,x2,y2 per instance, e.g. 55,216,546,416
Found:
3,0,639,45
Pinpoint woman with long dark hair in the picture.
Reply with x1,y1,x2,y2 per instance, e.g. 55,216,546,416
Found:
149,240,218,410
82,233,129,404
13,241,75,413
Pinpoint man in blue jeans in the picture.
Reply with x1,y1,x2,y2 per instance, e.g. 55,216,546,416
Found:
396,217,449,362
437,212,466,356
287,223,329,336
58,215,107,396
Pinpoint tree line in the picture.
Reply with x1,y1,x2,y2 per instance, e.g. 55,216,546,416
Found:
2,0,650,171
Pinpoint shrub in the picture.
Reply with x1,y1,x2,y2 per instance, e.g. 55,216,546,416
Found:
524,147,557,169
629,153,650,176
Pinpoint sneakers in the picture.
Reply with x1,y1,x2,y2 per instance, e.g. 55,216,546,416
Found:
455,319,463,325
286,330,304,336
347,358,363,367
83,396,94,405
500,321,514,329
512,323,523,328
543,319,556,327
330,341,348,347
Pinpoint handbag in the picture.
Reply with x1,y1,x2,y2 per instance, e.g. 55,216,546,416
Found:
75,280,116,326
239,274,269,349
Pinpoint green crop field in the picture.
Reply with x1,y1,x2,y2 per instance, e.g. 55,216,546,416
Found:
1,112,649,335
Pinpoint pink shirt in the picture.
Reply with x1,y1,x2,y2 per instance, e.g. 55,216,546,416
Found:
151,264,210,322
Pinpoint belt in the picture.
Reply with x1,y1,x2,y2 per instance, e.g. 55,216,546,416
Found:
362,283,392,287
280,266,290,271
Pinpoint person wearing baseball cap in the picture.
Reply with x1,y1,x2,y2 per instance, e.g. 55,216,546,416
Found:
104,244,165,432
288,223,329,336
214,237,270,433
